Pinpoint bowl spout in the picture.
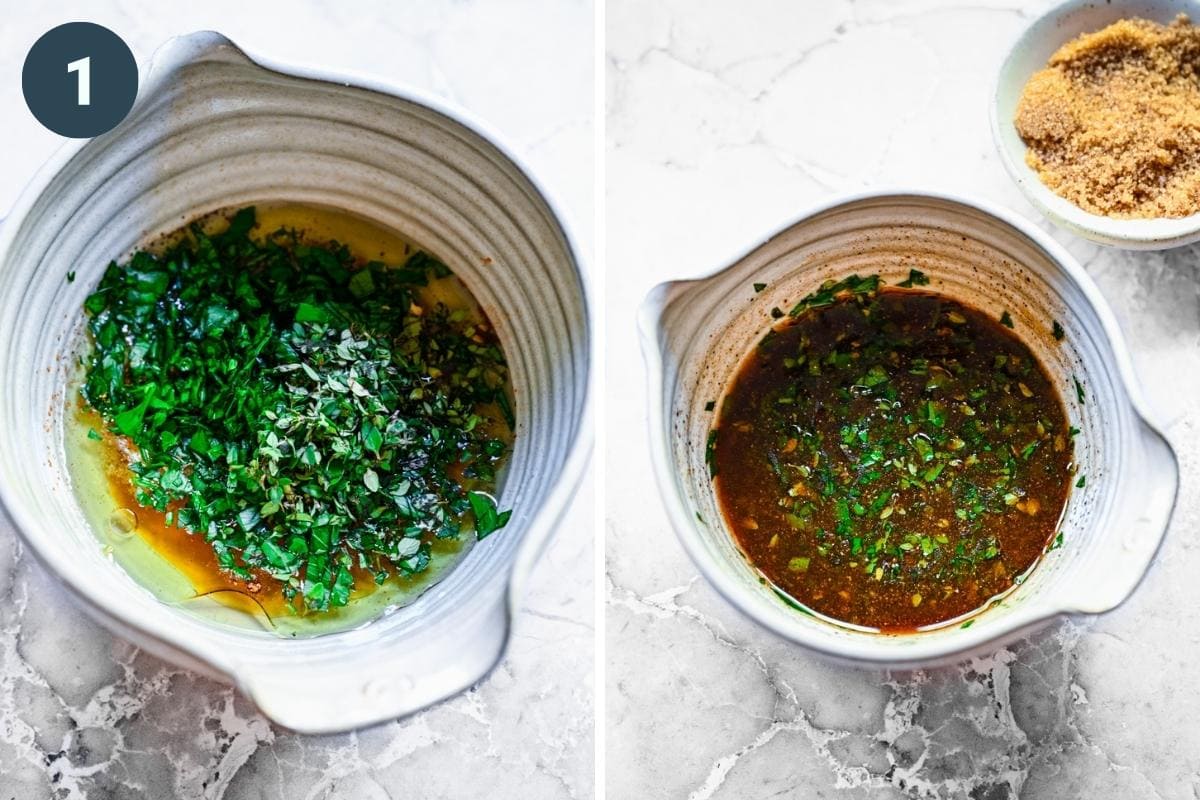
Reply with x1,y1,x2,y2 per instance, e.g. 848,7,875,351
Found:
243,592,510,734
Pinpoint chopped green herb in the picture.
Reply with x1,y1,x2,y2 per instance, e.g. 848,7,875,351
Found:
753,282,767,293
860,365,889,388
788,275,880,318
1000,310,1014,329
468,491,511,539
1074,377,1086,405
78,207,512,612
910,435,934,463
67,271,77,283
705,400,716,412
897,269,929,288
1052,321,1065,341
1075,474,1086,488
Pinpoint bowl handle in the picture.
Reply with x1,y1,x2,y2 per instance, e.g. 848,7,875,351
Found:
239,593,510,734
1063,418,1179,615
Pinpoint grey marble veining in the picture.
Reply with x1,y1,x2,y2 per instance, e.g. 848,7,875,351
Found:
0,2,594,798
606,1,1199,798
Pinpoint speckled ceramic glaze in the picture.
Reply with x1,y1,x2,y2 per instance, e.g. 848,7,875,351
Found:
0,32,590,733
993,0,1200,249
640,191,1177,667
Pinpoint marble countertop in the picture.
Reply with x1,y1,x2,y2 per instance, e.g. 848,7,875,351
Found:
606,1,1199,798
0,3,594,799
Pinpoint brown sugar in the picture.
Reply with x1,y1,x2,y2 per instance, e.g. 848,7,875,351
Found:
1014,14,1200,219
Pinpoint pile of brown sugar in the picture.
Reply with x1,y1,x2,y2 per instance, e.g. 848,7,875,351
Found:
1014,14,1200,219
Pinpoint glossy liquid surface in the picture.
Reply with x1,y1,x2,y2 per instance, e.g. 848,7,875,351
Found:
713,286,1073,630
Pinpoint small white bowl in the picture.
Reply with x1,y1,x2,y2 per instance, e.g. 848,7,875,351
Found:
639,190,1177,667
0,32,591,732
992,0,1200,249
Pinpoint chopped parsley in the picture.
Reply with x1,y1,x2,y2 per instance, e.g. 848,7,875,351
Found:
706,430,719,477
79,206,513,612
788,275,879,318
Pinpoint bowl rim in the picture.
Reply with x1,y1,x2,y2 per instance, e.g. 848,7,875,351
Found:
0,30,593,709
639,186,1176,667
990,0,1200,250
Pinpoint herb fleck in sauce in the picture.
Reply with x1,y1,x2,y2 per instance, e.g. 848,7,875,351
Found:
713,277,1074,630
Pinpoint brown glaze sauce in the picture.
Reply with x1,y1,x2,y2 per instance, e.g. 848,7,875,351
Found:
712,281,1074,631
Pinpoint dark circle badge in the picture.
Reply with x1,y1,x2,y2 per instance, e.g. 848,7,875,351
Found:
22,22,138,139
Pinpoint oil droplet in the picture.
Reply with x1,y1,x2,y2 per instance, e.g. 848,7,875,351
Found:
107,508,137,540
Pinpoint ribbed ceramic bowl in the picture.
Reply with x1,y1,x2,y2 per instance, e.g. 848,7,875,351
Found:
992,0,1200,249
640,191,1176,667
0,32,590,732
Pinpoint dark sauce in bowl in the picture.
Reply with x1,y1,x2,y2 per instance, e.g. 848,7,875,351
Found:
711,276,1074,631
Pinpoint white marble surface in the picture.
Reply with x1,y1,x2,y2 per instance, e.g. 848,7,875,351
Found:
0,2,594,798
606,1,1199,798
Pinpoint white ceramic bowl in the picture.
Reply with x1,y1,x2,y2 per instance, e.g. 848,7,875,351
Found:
993,0,1200,249
0,32,591,732
640,190,1177,667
